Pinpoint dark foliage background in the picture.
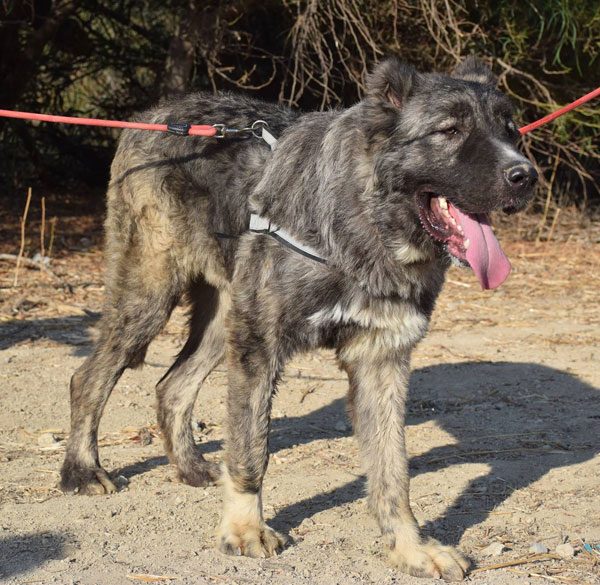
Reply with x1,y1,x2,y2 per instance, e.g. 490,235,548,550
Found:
1,0,599,211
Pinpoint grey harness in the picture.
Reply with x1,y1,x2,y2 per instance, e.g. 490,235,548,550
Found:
247,125,326,265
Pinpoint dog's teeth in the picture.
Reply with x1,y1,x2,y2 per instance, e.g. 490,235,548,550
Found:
464,238,470,249
442,209,451,218
457,225,463,233
439,197,448,209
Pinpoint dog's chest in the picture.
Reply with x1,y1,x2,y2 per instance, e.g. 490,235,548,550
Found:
308,295,429,349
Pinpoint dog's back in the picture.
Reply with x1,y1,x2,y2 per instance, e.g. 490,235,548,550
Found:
106,93,299,287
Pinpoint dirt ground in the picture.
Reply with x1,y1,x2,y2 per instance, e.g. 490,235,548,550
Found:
0,204,599,585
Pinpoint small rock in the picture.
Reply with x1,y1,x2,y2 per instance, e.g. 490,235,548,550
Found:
37,433,58,447
481,541,505,557
138,428,152,446
334,420,349,432
191,420,207,432
32,252,51,265
529,542,548,554
556,543,575,558
114,475,129,488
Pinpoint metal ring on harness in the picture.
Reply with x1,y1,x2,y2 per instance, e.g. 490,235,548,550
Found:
250,120,269,138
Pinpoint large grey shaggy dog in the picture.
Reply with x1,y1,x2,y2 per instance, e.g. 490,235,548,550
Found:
60,56,537,580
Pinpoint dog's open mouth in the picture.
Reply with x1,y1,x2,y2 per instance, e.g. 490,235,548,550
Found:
418,192,511,290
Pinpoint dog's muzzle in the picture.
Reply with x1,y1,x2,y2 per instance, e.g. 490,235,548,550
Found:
501,162,538,214
504,162,538,191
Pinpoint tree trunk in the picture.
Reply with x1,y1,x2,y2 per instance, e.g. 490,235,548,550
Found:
160,0,203,96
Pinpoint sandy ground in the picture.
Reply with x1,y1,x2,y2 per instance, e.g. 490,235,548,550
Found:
0,211,599,585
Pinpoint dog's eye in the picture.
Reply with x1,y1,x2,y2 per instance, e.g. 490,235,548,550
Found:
440,127,461,136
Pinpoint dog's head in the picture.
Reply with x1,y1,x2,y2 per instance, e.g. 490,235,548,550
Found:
364,56,538,289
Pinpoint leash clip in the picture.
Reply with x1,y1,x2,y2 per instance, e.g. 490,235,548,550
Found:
212,124,244,138
212,120,275,145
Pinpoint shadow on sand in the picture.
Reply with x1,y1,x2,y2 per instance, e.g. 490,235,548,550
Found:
264,361,599,548
114,359,599,552
0,313,99,357
0,531,70,581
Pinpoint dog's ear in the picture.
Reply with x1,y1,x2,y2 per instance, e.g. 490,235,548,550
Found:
453,56,496,85
366,56,417,109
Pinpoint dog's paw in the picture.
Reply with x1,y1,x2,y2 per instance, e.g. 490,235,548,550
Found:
60,463,117,496
218,521,286,558
388,538,469,581
177,460,221,487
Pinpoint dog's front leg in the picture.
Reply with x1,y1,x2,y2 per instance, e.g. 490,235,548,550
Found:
340,331,469,581
217,333,286,558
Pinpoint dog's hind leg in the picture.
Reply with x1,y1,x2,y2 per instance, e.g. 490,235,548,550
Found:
60,194,184,495
60,271,181,495
155,279,228,487
340,331,470,581
61,287,180,495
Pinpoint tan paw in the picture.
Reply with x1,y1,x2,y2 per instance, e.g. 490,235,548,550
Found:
389,538,469,581
218,521,286,558
60,464,117,496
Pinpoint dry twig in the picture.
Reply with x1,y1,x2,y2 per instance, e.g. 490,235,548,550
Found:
470,553,562,574
13,187,32,287
40,196,46,260
507,567,594,585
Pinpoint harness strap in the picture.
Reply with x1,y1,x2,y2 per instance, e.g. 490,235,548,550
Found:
260,126,278,150
249,213,326,264
247,126,326,265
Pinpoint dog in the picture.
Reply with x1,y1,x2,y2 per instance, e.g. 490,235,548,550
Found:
60,56,537,580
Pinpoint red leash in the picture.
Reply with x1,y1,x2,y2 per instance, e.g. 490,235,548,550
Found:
0,108,217,136
1,85,599,136
519,86,600,135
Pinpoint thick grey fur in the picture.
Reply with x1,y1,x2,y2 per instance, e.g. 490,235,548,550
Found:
60,56,536,580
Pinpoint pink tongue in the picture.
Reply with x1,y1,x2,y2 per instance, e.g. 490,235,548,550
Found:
449,204,511,290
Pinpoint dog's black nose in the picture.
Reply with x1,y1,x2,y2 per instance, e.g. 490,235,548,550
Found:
504,163,538,189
